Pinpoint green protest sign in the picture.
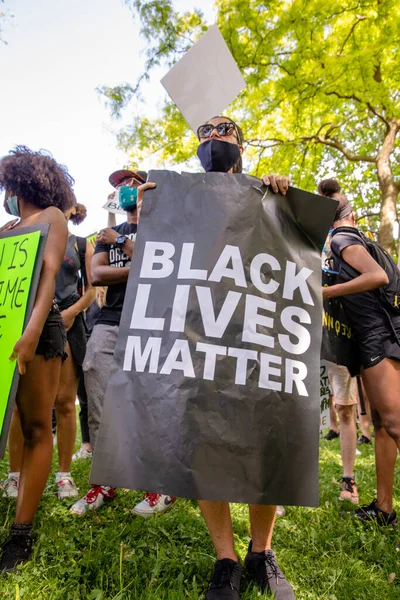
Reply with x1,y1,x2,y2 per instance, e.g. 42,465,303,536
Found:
87,232,98,249
0,227,47,456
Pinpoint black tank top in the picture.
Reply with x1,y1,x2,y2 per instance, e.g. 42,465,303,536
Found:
55,234,81,310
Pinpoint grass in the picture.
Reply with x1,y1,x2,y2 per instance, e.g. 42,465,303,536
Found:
0,436,399,599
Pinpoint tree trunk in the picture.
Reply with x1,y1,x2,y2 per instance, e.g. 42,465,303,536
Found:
377,121,399,254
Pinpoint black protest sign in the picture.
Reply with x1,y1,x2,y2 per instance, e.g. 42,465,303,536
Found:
91,171,337,507
0,224,49,457
321,269,360,376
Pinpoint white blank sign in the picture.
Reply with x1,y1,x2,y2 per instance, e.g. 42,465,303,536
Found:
161,25,246,133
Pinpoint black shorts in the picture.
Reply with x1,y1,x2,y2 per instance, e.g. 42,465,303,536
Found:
358,325,400,370
36,304,67,361
66,312,87,369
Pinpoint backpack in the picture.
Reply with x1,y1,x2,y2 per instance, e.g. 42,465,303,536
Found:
330,226,400,314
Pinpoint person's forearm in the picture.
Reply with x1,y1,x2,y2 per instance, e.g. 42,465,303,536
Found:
24,265,57,340
91,266,130,286
324,272,388,299
121,239,134,259
66,288,96,316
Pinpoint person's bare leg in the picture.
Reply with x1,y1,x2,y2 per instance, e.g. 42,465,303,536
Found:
362,359,400,451
55,342,78,473
198,500,237,561
15,355,61,523
329,395,339,433
373,424,397,513
249,505,277,552
336,404,357,478
358,386,372,440
8,407,24,473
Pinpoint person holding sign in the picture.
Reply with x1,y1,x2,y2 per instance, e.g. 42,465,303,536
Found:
320,179,400,531
70,168,167,516
2,203,96,500
0,146,75,572
136,117,294,600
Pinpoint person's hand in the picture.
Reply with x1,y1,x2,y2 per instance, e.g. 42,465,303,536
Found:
136,182,157,221
322,286,331,300
261,174,291,195
10,330,39,375
107,191,117,202
60,308,76,332
0,218,19,233
97,227,119,245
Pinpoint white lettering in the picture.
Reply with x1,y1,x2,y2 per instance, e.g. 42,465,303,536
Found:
285,359,308,396
279,306,311,355
160,339,195,377
170,285,190,332
123,335,161,373
259,353,282,391
196,286,241,338
208,245,247,288
228,347,258,385
178,243,207,280
140,241,175,279
250,253,280,295
130,284,164,330
196,342,227,380
242,294,275,348
282,261,314,306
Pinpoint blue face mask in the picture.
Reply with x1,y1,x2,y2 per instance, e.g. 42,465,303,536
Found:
197,139,240,173
6,195,20,217
118,186,137,210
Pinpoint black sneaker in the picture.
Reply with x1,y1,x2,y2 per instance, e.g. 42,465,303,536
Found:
0,533,32,574
323,429,339,441
205,559,242,600
245,543,295,599
357,435,371,445
354,499,397,526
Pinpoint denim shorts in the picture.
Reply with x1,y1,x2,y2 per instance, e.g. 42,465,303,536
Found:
35,303,67,361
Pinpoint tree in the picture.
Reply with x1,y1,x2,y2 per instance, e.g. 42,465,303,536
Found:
100,0,400,253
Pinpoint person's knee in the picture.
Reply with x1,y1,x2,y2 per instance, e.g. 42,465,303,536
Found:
336,404,355,425
20,418,50,448
381,416,400,442
371,409,382,430
55,394,76,418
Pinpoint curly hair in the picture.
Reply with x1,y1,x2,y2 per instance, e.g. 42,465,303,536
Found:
0,146,75,212
69,202,87,226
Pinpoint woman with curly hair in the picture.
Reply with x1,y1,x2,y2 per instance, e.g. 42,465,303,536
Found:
3,202,96,501
0,146,74,572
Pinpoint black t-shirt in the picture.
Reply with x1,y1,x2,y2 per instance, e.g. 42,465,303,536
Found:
330,229,400,338
94,222,137,326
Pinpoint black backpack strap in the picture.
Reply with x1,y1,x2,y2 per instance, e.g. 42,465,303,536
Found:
76,236,87,288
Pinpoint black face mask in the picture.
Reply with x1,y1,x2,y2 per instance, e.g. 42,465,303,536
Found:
197,139,240,173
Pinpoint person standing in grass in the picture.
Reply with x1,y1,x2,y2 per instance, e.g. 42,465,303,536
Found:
137,116,295,600
0,146,74,572
2,203,96,502
320,178,400,530
70,169,176,517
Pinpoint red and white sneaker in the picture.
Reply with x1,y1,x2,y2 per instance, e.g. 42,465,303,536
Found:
1,475,19,498
55,475,79,500
70,485,117,515
132,493,176,517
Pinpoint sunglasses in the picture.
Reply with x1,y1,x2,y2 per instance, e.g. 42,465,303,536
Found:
197,122,239,140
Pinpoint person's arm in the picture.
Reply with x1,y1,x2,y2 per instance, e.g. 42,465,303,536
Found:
96,228,135,259
10,207,68,374
323,244,389,300
60,240,96,331
90,251,130,286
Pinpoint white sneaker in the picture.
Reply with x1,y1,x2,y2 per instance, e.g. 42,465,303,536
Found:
56,476,79,500
1,475,19,498
70,485,117,515
72,446,93,461
276,505,286,517
132,493,176,517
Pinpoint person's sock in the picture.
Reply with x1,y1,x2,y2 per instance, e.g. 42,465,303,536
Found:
56,472,71,480
10,522,32,537
9,472,20,479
